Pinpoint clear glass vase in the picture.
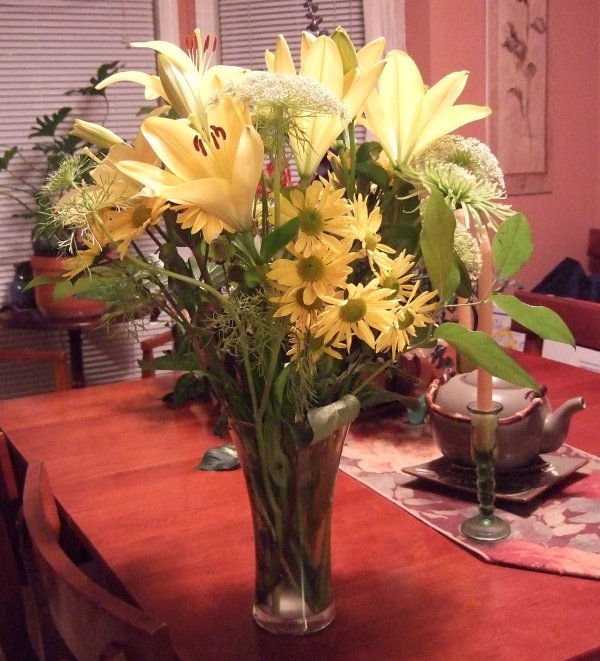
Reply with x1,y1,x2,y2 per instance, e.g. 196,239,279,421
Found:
228,418,349,635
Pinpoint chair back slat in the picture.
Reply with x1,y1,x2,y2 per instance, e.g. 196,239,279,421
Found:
0,348,72,391
22,461,177,661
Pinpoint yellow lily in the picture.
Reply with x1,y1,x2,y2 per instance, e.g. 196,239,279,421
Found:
265,32,385,179
362,50,491,167
116,99,264,242
97,29,244,132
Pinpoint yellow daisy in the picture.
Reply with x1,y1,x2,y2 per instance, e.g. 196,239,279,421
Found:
375,283,439,357
103,198,170,257
278,178,353,256
267,239,356,305
173,204,235,244
314,279,397,351
349,195,395,258
271,288,325,331
400,284,439,327
286,331,343,363
375,250,418,299
62,239,104,278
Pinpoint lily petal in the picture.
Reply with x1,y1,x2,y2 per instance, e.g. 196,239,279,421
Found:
363,50,490,166
96,71,164,100
115,160,182,192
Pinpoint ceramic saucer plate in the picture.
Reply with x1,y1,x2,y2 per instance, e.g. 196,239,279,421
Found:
402,454,589,503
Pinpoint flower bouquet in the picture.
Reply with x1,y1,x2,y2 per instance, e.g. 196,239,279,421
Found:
41,26,573,633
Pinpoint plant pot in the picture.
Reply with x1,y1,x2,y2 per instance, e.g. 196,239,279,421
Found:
31,255,106,319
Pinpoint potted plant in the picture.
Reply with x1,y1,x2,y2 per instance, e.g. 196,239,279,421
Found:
0,62,120,317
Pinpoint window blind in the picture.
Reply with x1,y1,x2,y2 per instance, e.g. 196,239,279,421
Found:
218,0,366,69
0,0,170,399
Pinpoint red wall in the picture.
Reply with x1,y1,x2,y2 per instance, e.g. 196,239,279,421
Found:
406,0,600,288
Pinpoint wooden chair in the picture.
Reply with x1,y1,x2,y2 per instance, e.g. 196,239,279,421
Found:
512,290,600,354
21,461,177,661
0,431,36,660
0,348,72,391
140,330,174,378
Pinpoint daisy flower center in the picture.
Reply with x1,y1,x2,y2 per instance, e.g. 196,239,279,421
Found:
364,230,379,251
380,275,399,293
294,289,323,311
297,255,325,282
339,298,367,323
397,309,415,329
132,205,151,228
298,207,324,236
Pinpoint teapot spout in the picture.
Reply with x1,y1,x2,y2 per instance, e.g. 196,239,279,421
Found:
542,397,586,453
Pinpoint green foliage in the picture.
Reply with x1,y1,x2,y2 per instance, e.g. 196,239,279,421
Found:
260,218,300,262
420,188,460,302
65,61,121,96
0,61,121,255
0,146,18,171
492,293,575,346
435,322,539,389
29,107,73,138
492,213,533,278
305,394,360,445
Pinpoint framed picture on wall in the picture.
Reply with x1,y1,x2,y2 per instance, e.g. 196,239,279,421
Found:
486,0,550,195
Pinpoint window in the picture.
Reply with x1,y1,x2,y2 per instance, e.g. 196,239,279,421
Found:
0,0,163,397
219,0,365,68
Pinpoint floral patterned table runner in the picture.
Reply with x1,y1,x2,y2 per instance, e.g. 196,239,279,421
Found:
340,415,600,580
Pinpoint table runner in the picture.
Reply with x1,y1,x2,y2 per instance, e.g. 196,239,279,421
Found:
340,415,600,580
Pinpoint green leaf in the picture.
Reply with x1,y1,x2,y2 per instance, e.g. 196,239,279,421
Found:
230,230,260,264
355,140,382,163
307,394,360,445
52,279,76,302
434,322,539,389
272,361,294,409
492,213,533,278
196,444,240,471
420,189,459,302
138,351,203,373
0,146,18,171
355,160,389,190
379,223,420,256
492,293,575,346
260,218,299,262
353,381,421,411
168,372,209,406
454,254,475,299
243,264,267,288
25,274,62,290
29,107,72,138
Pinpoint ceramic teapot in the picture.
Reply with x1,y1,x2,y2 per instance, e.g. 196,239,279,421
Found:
425,371,585,469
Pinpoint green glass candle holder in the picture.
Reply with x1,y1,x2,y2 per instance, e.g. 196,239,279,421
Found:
460,401,511,542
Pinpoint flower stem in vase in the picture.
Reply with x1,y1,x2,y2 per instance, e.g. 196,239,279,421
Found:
460,401,511,541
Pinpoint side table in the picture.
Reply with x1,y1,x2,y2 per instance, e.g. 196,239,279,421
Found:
0,306,104,388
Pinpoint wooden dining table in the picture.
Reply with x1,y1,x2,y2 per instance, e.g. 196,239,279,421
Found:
2,352,600,661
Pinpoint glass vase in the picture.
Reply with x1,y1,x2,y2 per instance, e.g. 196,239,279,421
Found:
460,401,511,541
228,418,349,635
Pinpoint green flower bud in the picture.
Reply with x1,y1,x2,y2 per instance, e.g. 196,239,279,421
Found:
330,27,359,74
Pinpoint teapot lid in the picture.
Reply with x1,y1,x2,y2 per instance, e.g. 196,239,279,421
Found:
462,371,528,391
433,370,542,417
